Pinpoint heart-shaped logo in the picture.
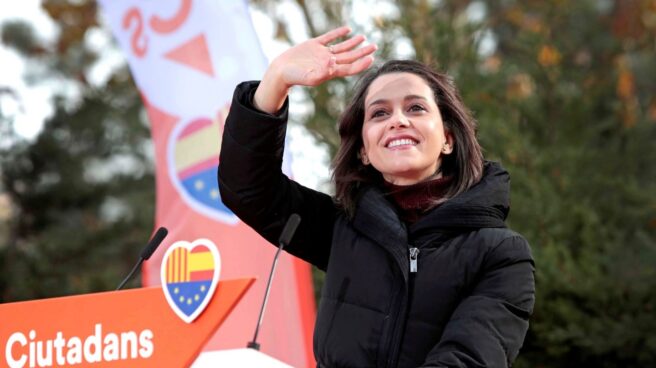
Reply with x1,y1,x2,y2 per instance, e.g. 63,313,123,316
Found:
160,239,221,323
166,109,239,226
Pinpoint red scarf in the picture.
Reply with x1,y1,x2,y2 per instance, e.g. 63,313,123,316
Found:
383,175,453,224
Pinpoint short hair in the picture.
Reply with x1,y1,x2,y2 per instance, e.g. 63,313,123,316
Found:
331,60,484,216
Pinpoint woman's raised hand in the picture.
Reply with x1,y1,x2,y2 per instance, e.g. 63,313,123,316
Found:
254,26,377,114
274,26,377,87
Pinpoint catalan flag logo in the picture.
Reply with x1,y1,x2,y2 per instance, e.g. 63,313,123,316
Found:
160,239,221,323
167,112,238,225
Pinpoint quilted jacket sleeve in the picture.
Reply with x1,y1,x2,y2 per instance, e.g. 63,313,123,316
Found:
421,235,535,367
218,81,337,270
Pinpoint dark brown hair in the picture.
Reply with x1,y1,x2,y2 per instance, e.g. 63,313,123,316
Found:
331,60,484,215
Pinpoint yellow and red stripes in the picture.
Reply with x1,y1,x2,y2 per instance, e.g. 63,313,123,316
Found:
165,246,215,283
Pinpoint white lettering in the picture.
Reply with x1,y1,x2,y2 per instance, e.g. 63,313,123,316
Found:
120,331,138,360
5,332,27,368
138,329,154,358
4,325,155,366
36,339,52,367
53,332,66,366
28,330,35,368
102,333,119,362
83,324,102,363
66,337,82,365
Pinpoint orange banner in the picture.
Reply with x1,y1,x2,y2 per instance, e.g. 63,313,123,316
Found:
0,278,253,368
98,1,316,366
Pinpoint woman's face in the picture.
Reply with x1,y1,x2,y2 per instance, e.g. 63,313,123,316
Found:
361,72,453,185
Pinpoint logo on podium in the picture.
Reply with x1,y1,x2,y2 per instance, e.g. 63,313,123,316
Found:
161,239,221,323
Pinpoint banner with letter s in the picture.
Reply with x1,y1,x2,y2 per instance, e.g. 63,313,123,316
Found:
99,1,315,366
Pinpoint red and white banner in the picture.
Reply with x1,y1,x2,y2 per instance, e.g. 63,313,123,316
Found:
99,1,315,366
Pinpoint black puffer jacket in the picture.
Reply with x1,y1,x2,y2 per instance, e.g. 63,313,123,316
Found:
218,81,535,368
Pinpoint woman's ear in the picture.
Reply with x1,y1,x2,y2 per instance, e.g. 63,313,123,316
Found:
442,130,454,155
359,147,370,165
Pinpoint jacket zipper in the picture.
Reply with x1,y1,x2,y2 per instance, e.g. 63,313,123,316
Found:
409,247,420,273
384,287,405,368
385,246,420,367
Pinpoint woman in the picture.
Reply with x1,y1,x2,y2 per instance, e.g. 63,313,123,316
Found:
218,26,535,368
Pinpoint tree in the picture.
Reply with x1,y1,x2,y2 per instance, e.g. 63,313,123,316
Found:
0,0,155,301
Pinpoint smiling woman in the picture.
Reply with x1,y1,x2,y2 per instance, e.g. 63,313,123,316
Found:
362,72,451,185
218,26,535,368
332,60,484,215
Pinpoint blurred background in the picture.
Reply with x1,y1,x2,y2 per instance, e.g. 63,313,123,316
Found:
1,0,655,367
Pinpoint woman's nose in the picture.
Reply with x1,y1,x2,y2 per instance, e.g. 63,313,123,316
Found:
388,110,410,129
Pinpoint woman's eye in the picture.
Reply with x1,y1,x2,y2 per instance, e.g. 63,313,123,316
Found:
370,110,387,118
409,104,426,112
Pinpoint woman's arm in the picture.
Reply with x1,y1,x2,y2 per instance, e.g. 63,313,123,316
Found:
421,236,536,367
218,27,376,270
219,81,335,269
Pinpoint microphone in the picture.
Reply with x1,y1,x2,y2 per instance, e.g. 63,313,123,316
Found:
247,214,301,350
116,227,168,290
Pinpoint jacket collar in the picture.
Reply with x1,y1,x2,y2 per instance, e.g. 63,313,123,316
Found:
410,161,509,236
351,161,510,252
352,162,510,279
352,187,410,281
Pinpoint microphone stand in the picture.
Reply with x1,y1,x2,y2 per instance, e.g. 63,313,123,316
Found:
116,227,168,291
247,214,301,350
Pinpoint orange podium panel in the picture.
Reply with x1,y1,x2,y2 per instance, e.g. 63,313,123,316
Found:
0,278,254,368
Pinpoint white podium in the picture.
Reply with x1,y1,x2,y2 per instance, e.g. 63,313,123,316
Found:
192,348,295,367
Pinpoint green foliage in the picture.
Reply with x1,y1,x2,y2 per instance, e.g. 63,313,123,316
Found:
0,79,155,301
465,3,656,366
0,0,154,301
